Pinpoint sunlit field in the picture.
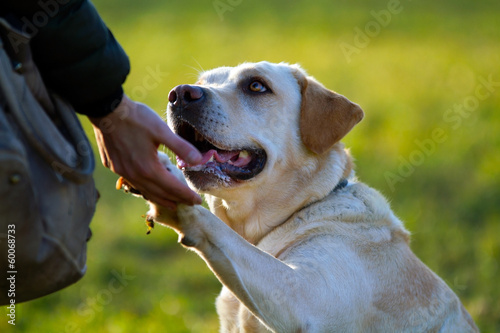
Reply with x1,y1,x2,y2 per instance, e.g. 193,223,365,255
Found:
2,0,499,332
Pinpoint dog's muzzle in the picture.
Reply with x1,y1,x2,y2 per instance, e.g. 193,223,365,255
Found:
167,84,267,188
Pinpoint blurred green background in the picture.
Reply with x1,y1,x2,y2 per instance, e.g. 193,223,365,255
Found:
2,0,499,332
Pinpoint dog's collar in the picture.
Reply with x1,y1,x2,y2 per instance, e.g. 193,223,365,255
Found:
278,178,350,235
280,178,349,231
333,178,348,192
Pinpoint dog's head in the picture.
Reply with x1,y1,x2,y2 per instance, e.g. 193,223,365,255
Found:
167,61,363,200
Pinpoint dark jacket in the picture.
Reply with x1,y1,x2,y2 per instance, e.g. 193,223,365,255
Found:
0,0,130,117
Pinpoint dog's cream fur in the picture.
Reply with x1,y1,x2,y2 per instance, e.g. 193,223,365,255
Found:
147,62,478,332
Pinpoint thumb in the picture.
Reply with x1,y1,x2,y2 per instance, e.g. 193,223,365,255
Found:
156,121,202,166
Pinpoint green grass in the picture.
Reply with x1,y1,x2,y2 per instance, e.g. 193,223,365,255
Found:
2,0,499,332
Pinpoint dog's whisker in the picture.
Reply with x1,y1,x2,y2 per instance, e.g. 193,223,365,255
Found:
190,56,205,74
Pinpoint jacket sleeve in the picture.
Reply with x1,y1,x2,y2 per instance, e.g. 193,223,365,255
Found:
3,0,130,117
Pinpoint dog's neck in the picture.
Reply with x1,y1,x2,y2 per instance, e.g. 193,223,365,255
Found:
204,144,353,244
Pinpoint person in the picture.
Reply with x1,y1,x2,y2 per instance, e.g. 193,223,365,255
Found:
0,0,202,209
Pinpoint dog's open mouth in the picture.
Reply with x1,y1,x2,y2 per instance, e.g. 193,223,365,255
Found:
176,122,267,184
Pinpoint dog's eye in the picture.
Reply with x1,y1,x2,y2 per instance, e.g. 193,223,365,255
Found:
249,81,267,93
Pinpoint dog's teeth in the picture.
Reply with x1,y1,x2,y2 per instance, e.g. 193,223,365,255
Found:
208,155,214,162
239,150,249,159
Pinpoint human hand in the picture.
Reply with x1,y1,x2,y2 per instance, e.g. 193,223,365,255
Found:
88,95,202,209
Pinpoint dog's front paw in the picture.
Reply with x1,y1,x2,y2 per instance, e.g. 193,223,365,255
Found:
116,151,192,234
157,151,188,185
145,152,192,230
176,205,207,248
144,202,179,232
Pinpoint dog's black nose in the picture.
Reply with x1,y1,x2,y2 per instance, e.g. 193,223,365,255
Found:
168,84,204,107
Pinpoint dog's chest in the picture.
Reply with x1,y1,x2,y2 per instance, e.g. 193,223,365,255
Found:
216,287,269,333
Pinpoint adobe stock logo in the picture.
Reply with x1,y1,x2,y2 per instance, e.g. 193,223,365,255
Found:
384,74,499,192
213,0,244,21
63,267,136,332
129,65,169,101
6,0,71,53
339,0,411,63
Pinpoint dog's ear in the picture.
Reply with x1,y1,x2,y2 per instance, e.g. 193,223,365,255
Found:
293,69,364,154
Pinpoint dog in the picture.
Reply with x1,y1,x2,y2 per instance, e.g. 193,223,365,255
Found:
129,62,478,332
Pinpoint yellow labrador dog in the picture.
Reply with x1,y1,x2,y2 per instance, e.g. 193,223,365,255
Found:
138,62,478,332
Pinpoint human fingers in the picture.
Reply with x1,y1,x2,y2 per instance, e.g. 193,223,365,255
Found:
150,115,202,166
127,165,202,206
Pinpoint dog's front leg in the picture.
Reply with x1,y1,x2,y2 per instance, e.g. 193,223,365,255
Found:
144,154,345,331
174,205,328,332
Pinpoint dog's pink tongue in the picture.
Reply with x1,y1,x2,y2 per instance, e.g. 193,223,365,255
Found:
212,149,240,163
201,149,239,164
176,149,241,168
